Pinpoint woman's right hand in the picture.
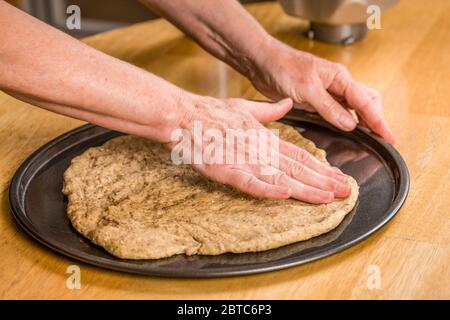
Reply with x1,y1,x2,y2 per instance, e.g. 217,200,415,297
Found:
165,93,351,204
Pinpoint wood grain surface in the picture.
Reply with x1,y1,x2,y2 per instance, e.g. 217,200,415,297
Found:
0,0,449,299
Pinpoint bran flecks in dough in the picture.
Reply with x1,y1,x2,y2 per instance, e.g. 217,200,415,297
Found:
63,122,359,259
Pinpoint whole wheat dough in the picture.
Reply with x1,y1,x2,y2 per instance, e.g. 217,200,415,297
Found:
63,122,359,259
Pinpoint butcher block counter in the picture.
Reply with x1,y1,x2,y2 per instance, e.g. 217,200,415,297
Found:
0,0,449,299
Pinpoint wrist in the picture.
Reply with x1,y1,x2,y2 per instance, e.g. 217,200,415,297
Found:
221,28,273,80
241,34,282,84
136,83,194,144
250,33,278,68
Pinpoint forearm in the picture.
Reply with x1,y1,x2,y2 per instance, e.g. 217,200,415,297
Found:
141,0,271,77
0,1,188,143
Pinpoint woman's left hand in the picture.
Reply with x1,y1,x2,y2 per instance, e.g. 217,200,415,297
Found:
248,37,395,144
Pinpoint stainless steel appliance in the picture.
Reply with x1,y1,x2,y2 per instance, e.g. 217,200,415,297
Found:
278,0,398,44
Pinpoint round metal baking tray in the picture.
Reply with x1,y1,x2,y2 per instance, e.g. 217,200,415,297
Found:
9,110,409,277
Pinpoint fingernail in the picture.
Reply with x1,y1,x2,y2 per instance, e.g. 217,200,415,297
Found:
338,114,356,131
334,173,348,183
335,182,351,198
324,191,334,203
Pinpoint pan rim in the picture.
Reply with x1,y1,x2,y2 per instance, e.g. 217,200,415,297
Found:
8,111,410,278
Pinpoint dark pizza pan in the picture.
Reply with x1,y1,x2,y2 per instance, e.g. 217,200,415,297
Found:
8,110,409,277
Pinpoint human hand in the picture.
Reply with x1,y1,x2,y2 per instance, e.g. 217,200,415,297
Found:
248,37,395,144
169,94,352,204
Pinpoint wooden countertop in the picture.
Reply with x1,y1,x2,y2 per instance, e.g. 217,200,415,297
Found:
0,0,449,299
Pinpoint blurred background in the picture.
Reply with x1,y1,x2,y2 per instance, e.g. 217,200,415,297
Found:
6,0,273,37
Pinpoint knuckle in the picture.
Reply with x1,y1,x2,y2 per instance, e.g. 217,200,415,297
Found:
335,63,349,75
322,99,338,116
341,77,352,94
291,87,305,102
292,162,305,177
359,97,373,112
295,83,315,101
371,89,382,99
285,159,296,176
295,148,310,163
273,171,287,185
334,64,352,91
303,81,317,93
240,119,253,129
300,76,315,90
286,159,305,177
241,174,256,190
327,179,339,191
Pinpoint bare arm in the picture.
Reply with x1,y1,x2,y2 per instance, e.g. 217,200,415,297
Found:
142,0,395,143
140,0,269,77
0,1,188,143
0,1,351,203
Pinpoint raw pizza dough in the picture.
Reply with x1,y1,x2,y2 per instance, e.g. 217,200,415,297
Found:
63,122,359,259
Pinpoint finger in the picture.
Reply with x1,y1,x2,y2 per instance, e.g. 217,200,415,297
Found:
243,98,293,123
359,118,370,129
358,84,386,122
195,164,292,200
301,83,357,131
352,89,395,144
360,84,382,105
358,122,372,137
361,84,395,140
329,71,395,143
332,88,391,141
292,100,316,112
278,140,348,183
256,167,334,204
226,168,292,200
278,154,351,198
361,85,396,143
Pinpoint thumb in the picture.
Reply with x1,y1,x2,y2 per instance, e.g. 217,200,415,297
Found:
244,98,293,123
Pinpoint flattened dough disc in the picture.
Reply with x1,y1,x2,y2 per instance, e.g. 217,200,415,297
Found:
63,122,358,259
